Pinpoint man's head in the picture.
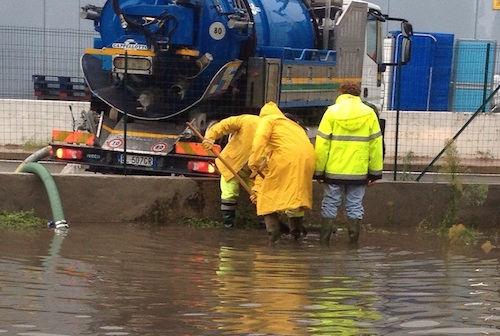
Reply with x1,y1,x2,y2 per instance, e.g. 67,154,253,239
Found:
340,81,361,96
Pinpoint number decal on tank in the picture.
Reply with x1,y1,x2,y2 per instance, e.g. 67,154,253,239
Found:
209,22,226,40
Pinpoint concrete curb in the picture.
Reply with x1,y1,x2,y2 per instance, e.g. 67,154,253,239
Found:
1,173,499,229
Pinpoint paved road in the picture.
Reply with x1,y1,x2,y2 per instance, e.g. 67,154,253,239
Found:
3,159,500,184
0,160,87,174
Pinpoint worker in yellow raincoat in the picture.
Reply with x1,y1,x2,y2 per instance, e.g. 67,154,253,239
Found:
248,102,316,242
203,114,260,228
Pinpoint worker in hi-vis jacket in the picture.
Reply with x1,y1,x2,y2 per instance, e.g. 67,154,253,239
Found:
315,81,383,245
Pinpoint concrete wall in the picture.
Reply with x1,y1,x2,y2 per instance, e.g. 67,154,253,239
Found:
1,173,499,230
1,99,500,168
381,110,500,164
0,99,90,146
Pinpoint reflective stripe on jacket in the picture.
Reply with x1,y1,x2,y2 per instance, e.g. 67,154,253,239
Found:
315,94,383,184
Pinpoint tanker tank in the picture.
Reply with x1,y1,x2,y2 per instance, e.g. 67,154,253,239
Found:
81,0,321,120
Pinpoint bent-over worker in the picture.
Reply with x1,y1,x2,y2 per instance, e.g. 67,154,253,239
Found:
249,101,316,242
203,114,259,228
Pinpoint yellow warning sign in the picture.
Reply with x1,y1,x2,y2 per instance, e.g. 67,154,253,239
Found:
494,0,500,10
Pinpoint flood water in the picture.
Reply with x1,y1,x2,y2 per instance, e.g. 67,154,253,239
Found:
0,223,499,336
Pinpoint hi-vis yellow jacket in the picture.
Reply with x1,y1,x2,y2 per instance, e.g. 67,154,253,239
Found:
205,114,259,181
315,94,383,184
249,102,316,216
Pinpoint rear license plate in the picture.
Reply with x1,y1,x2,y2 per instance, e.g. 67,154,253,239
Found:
118,154,154,167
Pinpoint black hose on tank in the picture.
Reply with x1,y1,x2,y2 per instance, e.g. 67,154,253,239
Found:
112,0,163,52
301,0,322,49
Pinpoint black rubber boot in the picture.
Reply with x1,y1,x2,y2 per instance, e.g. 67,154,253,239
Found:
258,216,266,229
320,218,335,246
348,218,361,243
264,213,281,243
288,217,304,241
279,219,290,234
222,210,236,228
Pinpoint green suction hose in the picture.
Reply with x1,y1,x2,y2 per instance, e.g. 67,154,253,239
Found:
16,161,69,230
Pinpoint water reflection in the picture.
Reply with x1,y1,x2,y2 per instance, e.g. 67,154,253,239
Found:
0,224,499,335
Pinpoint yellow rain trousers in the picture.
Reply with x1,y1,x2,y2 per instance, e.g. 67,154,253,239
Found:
249,102,316,216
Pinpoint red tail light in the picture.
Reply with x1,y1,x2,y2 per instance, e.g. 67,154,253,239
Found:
187,161,217,174
55,147,83,160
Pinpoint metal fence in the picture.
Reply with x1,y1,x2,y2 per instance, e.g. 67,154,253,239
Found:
381,34,500,174
0,26,96,99
0,26,499,174
0,27,95,148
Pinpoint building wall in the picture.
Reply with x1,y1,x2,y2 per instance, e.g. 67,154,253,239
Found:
0,0,105,30
369,0,500,42
1,0,498,41
0,99,90,146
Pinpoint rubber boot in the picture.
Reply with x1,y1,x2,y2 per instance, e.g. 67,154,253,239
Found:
258,216,266,229
348,218,361,243
288,217,304,241
264,213,281,243
222,210,236,228
279,219,290,234
320,218,335,246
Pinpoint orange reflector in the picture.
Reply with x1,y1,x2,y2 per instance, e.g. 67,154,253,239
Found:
55,147,83,160
187,161,217,174
175,142,221,156
52,130,95,145
175,48,200,57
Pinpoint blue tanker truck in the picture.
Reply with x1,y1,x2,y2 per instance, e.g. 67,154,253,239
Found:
49,0,412,176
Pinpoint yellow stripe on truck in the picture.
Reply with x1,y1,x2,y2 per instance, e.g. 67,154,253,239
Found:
85,48,156,57
101,124,179,139
281,77,361,84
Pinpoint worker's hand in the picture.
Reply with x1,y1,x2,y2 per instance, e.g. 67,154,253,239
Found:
249,168,258,179
250,192,258,205
202,139,214,151
367,179,377,187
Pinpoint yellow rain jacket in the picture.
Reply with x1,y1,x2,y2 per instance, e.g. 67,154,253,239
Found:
205,114,259,181
249,102,316,216
315,94,383,184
